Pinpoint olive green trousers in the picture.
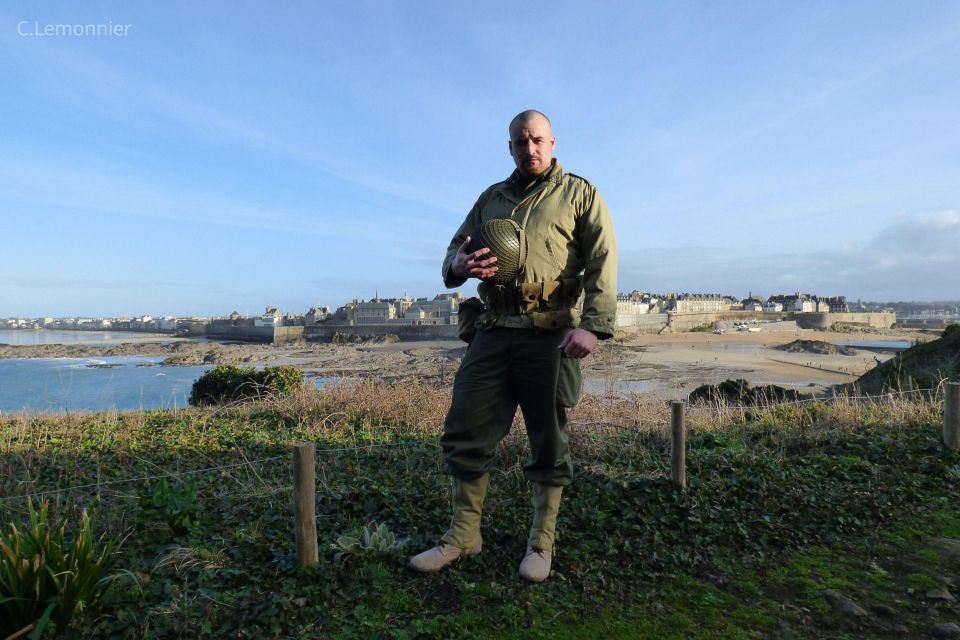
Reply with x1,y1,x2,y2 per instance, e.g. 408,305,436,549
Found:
441,327,581,486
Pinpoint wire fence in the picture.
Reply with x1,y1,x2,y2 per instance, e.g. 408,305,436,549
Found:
0,440,442,505
701,386,942,410
0,385,950,507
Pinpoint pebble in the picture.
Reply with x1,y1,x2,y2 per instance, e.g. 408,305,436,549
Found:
869,603,897,617
927,588,958,603
824,590,869,618
931,622,960,639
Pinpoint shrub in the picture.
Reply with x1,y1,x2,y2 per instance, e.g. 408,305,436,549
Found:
0,500,122,638
688,378,811,405
189,364,304,406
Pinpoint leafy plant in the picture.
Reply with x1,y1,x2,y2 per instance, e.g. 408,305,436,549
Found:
153,545,227,576
189,364,304,406
0,499,122,639
1,381,954,638
333,522,407,563
139,478,202,535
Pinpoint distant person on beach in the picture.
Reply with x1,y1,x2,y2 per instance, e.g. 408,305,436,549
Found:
408,110,617,582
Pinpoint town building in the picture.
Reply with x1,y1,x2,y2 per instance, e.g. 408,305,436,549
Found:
254,307,282,327
671,293,740,313
305,306,332,325
353,299,396,324
766,293,848,313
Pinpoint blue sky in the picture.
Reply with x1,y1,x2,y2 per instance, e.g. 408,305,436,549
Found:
1,1,958,317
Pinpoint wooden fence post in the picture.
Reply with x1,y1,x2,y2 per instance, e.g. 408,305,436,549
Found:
945,382,960,452
671,401,687,489
293,442,319,567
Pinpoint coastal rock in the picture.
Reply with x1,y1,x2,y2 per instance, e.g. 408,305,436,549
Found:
824,590,869,618
776,340,857,356
926,588,957,603
869,603,897,617
932,538,960,558
688,378,811,405
931,622,960,639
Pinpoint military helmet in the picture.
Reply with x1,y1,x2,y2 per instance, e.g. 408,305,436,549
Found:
470,218,527,286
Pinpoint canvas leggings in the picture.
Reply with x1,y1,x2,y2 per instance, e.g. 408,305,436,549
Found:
441,326,580,486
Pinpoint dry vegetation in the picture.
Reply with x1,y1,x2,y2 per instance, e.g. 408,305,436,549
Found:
0,380,945,508
1,381,956,639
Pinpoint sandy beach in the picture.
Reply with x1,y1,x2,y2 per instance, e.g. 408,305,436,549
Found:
1,323,935,402
584,324,925,399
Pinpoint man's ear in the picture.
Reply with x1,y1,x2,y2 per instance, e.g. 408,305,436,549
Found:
508,141,513,155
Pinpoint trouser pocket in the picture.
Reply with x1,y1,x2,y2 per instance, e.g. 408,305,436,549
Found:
556,355,582,407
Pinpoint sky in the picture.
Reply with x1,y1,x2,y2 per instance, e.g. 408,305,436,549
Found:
1,1,958,317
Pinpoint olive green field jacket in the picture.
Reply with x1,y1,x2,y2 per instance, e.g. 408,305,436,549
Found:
442,160,618,339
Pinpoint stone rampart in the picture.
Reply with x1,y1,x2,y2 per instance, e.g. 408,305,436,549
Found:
204,323,304,343
793,312,896,330
667,311,781,332
616,313,669,334
305,323,459,342
898,318,950,329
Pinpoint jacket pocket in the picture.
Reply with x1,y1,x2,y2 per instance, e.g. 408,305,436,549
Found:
543,237,566,273
557,355,582,407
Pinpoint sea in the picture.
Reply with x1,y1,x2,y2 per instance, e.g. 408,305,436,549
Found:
0,356,211,414
0,331,336,414
0,329,176,347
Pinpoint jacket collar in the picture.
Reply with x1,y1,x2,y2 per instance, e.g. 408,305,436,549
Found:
504,159,564,196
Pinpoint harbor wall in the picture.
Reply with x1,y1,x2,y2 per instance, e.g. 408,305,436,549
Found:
666,311,781,332
793,312,896,330
304,324,459,342
615,313,669,334
201,310,897,343
898,318,951,329
204,323,304,343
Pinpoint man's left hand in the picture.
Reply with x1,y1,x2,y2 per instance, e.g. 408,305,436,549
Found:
559,328,597,359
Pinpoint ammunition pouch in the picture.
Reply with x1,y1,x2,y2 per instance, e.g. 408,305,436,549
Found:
531,309,576,331
457,296,485,344
479,277,583,329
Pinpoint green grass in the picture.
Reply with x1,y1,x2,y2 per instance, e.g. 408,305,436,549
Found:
1,383,957,638
851,323,959,394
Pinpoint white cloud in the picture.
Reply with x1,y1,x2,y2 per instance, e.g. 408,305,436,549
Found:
620,210,960,300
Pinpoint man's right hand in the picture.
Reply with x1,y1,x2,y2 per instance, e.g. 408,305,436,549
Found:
450,236,498,280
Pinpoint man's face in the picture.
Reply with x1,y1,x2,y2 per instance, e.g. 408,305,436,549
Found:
509,116,555,178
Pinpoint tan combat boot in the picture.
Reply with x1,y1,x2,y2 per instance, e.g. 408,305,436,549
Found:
409,473,489,573
519,482,562,583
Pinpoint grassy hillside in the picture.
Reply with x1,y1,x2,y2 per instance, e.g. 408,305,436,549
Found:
1,384,957,639
852,324,960,394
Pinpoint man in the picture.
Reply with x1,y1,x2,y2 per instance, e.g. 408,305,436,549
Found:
409,110,617,582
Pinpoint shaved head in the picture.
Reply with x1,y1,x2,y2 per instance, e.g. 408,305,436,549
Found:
509,110,553,137
508,110,556,177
